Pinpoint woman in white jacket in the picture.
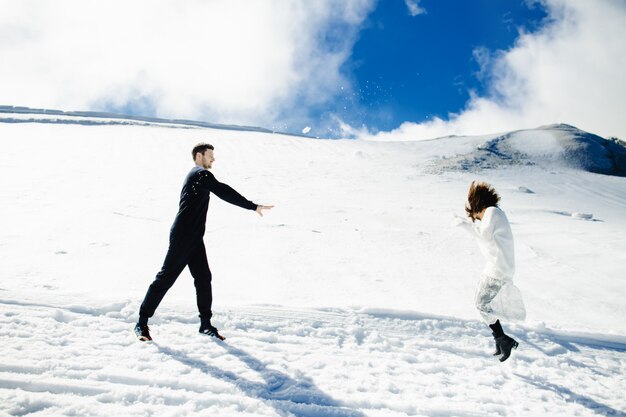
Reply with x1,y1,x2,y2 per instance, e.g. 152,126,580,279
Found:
455,181,526,362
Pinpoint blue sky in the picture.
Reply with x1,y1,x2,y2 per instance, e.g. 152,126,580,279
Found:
326,0,548,133
1,0,624,139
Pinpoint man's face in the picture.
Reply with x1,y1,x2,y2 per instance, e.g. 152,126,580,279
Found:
200,149,215,169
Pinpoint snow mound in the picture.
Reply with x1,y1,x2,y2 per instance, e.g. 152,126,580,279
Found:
431,124,626,176
571,212,594,220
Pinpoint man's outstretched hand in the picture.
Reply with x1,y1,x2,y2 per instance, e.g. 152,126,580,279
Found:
256,205,274,217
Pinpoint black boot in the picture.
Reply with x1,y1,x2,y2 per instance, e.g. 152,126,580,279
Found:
495,335,519,362
489,320,505,356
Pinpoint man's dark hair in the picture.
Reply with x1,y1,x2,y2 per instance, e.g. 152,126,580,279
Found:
465,181,500,222
192,143,214,160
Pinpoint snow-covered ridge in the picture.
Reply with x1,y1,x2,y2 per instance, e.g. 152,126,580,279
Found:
0,105,307,137
429,124,626,176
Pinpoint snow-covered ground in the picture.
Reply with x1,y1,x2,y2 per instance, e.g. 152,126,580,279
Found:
1,116,625,416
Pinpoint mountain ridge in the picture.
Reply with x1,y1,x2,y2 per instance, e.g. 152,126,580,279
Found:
2,105,625,176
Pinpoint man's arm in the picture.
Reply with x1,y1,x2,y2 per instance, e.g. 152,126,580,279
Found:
199,170,273,216
198,170,257,210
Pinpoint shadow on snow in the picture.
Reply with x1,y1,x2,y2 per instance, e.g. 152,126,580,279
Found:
158,341,366,417
515,374,626,417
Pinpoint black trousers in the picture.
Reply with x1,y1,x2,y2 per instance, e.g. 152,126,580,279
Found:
139,238,212,320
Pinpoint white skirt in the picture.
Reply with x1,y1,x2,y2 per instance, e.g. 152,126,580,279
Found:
474,275,526,325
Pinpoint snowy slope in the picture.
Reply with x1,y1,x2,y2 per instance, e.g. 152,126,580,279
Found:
1,114,625,416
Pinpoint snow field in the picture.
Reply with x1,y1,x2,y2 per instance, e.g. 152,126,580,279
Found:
1,119,625,416
1,300,624,417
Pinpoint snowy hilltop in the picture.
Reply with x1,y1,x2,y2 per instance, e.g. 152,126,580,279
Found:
424,124,626,176
523,124,626,176
1,109,625,416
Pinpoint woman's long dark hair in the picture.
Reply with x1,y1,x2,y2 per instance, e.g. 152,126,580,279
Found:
465,181,500,222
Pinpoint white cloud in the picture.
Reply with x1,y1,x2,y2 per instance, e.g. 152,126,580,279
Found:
405,0,427,17
362,0,626,140
0,0,374,128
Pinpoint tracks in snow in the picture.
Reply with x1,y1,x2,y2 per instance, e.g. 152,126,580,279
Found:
1,299,625,417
